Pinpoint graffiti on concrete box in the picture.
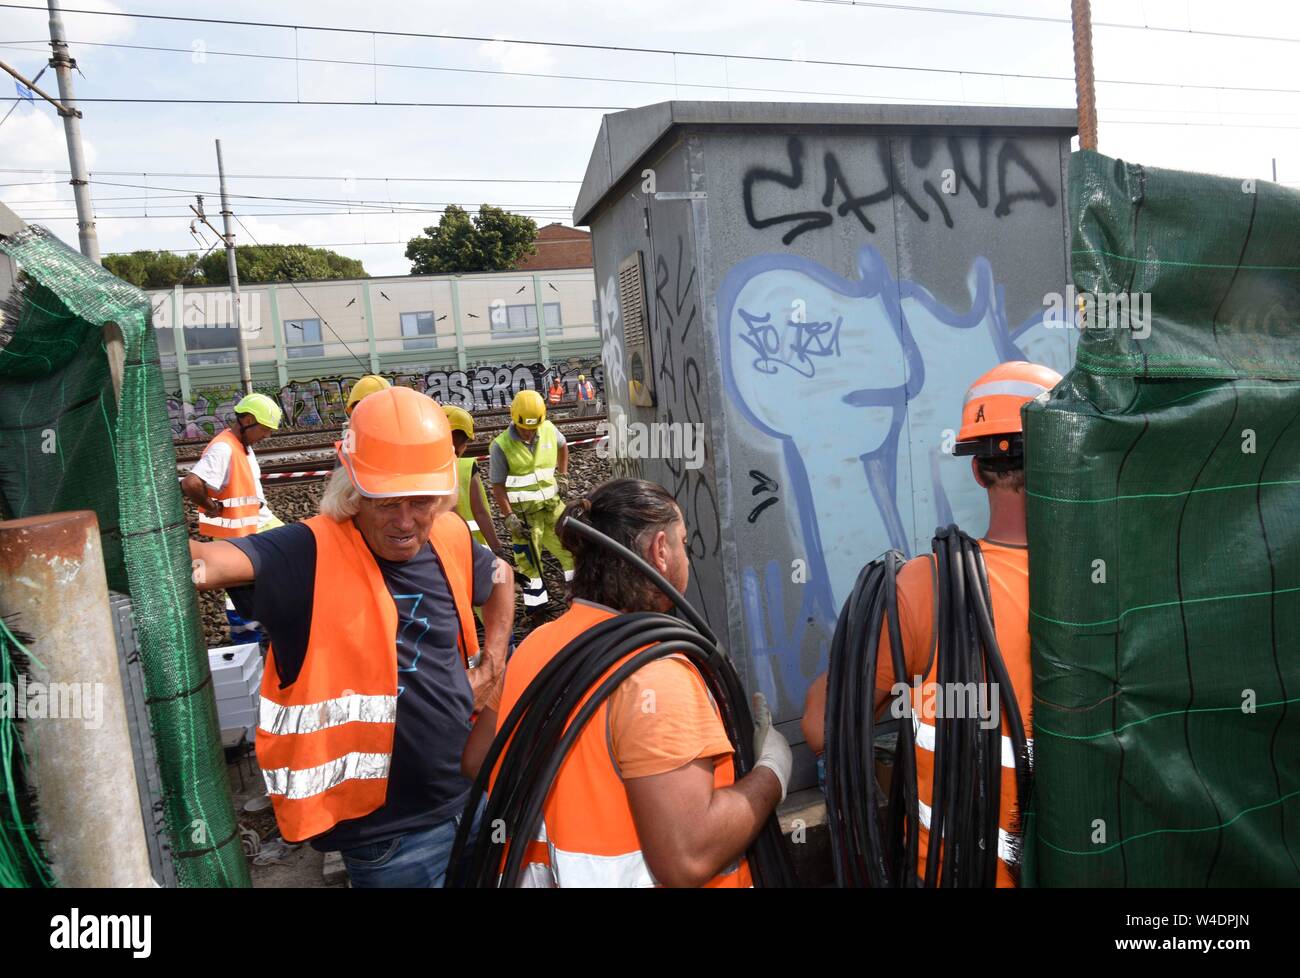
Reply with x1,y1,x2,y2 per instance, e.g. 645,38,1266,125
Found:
742,134,1058,244
720,244,1071,701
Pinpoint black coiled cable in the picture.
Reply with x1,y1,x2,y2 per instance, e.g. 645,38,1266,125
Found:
824,525,1032,887
446,516,797,888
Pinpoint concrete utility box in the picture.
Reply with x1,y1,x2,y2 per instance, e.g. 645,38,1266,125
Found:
575,101,1076,780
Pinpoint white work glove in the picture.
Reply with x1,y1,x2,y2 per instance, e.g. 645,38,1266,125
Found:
751,692,791,803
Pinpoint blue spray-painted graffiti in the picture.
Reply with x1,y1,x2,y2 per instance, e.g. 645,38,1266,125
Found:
719,245,1071,703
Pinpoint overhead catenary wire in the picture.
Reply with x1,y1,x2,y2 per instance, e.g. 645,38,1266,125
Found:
22,210,574,221
0,167,580,184
2,3,1299,99
796,0,1300,46
6,38,1300,120
230,213,370,374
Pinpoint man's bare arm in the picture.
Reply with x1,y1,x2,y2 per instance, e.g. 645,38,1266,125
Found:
180,473,221,518
461,707,498,779
469,558,514,711
189,539,255,590
624,759,780,888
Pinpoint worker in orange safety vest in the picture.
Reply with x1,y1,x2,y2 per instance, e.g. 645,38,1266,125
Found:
463,477,792,887
801,360,1062,887
190,387,515,887
547,377,565,406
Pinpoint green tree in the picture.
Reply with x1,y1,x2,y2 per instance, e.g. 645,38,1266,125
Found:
103,249,200,289
199,244,368,285
105,244,367,289
405,204,537,274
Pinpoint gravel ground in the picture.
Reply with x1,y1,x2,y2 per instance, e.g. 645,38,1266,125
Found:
192,446,613,649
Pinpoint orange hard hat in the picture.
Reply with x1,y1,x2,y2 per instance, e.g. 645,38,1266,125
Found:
336,386,455,497
955,361,1062,454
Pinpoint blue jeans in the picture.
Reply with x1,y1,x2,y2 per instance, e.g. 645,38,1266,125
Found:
339,800,483,888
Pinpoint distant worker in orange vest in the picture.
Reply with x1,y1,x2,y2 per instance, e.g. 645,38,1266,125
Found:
465,478,792,887
575,373,597,416
547,376,565,406
189,387,515,887
801,361,1062,887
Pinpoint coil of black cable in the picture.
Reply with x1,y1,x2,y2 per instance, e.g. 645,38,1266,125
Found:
824,525,1032,887
447,517,797,888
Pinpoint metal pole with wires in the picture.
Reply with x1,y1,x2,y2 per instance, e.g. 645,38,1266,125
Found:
216,138,253,394
46,0,98,262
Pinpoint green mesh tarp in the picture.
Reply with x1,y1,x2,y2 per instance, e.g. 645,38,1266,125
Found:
1023,151,1300,886
0,227,249,887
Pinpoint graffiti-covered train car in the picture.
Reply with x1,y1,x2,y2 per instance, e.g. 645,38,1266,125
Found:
574,101,1077,787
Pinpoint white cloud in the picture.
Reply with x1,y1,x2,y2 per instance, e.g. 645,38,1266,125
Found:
477,36,555,75
5,0,134,45
0,108,100,232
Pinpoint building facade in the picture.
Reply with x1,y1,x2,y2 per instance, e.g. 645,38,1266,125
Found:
151,265,600,435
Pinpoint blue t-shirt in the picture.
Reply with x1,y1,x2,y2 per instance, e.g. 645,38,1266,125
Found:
229,521,497,852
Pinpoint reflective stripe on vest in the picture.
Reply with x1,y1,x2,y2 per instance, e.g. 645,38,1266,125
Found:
493,421,559,511
200,430,262,538
199,513,263,531
910,695,1030,882
262,751,390,801
494,604,751,888
912,717,1034,770
916,798,1018,865
550,846,657,888
259,692,397,736
256,512,480,842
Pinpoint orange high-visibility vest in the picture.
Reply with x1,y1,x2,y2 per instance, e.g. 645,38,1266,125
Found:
493,602,751,888
197,429,263,538
256,511,480,843
547,382,564,405
904,543,1032,887
577,380,595,401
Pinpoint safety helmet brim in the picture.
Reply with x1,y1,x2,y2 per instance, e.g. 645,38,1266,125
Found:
336,440,457,497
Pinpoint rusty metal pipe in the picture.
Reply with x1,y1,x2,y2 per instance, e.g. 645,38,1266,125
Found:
0,510,154,886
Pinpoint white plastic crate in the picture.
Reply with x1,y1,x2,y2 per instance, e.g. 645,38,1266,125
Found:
207,642,263,742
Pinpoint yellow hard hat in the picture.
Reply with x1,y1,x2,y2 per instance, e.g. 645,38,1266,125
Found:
511,388,547,430
233,392,282,430
578,374,585,381
442,404,475,438
346,375,392,416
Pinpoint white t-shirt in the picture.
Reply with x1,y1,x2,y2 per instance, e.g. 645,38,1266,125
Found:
191,438,275,523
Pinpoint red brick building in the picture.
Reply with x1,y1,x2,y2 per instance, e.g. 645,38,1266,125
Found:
514,223,593,271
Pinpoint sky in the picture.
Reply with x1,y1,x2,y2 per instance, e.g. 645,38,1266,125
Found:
2,0,1299,276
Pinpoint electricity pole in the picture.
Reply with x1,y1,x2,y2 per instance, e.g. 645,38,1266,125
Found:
215,139,252,394
46,0,98,261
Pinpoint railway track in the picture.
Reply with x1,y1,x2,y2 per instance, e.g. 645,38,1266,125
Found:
259,433,610,484
174,403,601,461
185,415,610,484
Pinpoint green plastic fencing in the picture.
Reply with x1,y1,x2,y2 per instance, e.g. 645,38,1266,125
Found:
1023,151,1300,886
0,227,250,887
